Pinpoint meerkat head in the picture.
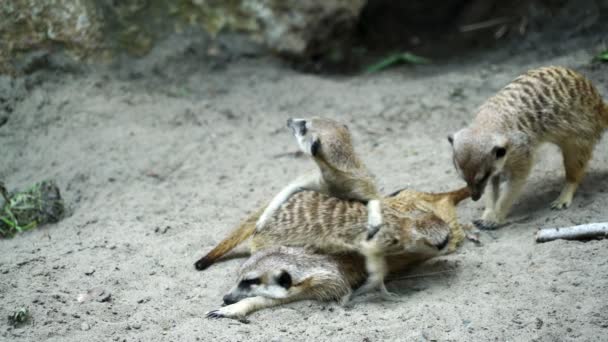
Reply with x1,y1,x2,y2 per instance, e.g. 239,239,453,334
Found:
286,117,359,173
371,214,450,256
447,128,509,201
221,247,320,305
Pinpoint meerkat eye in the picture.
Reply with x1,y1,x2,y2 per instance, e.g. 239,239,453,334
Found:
447,134,454,145
239,277,261,288
493,146,507,159
276,270,292,289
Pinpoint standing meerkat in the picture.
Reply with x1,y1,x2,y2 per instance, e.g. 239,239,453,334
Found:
206,246,438,320
256,117,383,239
194,186,471,300
448,66,608,229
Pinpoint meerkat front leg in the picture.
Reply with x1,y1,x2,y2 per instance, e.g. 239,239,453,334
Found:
476,164,531,230
366,199,383,239
551,142,593,209
206,296,286,320
349,241,397,301
480,175,500,221
256,172,326,231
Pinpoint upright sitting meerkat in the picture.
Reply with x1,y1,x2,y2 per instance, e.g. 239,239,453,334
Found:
448,66,608,229
206,246,438,320
256,117,383,239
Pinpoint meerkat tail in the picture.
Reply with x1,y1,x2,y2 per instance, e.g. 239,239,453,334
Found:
194,207,264,271
415,186,471,205
444,186,471,205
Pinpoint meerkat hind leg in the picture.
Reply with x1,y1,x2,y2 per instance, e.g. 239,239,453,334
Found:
366,199,383,240
551,143,592,210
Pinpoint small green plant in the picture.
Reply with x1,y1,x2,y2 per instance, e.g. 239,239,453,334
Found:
365,52,430,74
595,50,608,62
8,307,29,327
0,180,65,238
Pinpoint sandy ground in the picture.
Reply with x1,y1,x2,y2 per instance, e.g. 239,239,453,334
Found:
1,28,608,342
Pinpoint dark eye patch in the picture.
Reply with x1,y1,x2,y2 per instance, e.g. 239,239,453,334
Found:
238,278,261,288
310,139,320,156
277,271,292,289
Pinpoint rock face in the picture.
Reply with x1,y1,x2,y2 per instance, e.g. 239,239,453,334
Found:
0,0,103,74
242,0,366,57
0,0,367,74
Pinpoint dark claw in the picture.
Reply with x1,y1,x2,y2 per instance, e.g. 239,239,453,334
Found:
473,219,498,231
206,310,224,319
366,225,382,240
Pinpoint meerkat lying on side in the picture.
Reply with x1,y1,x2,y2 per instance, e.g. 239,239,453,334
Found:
206,246,437,320
256,117,383,239
195,187,470,300
449,66,608,230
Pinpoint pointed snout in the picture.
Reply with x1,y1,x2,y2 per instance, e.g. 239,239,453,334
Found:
222,293,238,305
286,118,306,135
468,184,483,201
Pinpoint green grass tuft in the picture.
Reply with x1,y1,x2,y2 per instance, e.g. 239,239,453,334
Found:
595,50,608,62
8,307,29,327
365,52,430,74
0,180,64,238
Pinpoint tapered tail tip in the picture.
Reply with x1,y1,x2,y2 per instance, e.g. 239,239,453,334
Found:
194,257,213,271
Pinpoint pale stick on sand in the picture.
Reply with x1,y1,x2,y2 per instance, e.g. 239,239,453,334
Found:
536,222,608,243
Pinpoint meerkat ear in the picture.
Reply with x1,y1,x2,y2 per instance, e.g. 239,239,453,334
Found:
276,270,292,289
492,146,507,159
447,134,454,145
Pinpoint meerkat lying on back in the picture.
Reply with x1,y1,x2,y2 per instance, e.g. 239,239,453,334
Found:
448,66,608,229
195,187,471,301
206,246,437,320
256,117,383,239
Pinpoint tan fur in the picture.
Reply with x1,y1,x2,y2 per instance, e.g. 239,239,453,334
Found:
194,187,470,270
449,66,608,229
304,117,379,201
252,117,389,298
255,117,381,232
206,246,435,319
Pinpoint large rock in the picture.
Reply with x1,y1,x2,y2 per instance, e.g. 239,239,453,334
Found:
0,0,103,74
241,0,366,57
0,0,368,73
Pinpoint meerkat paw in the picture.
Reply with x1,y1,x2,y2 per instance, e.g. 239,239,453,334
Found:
206,307,248,322
473,219,501,230
365,223,383,240
551,183,577,210
550,196,572,210
378,284,401,302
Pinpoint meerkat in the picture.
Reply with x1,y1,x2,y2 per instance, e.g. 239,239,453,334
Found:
194,186,471,300
448,66,608,230
256,117,383,239
206,246,437,320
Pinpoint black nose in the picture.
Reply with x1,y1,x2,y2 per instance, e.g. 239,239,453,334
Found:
223,294,237,305
471,193,481,201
